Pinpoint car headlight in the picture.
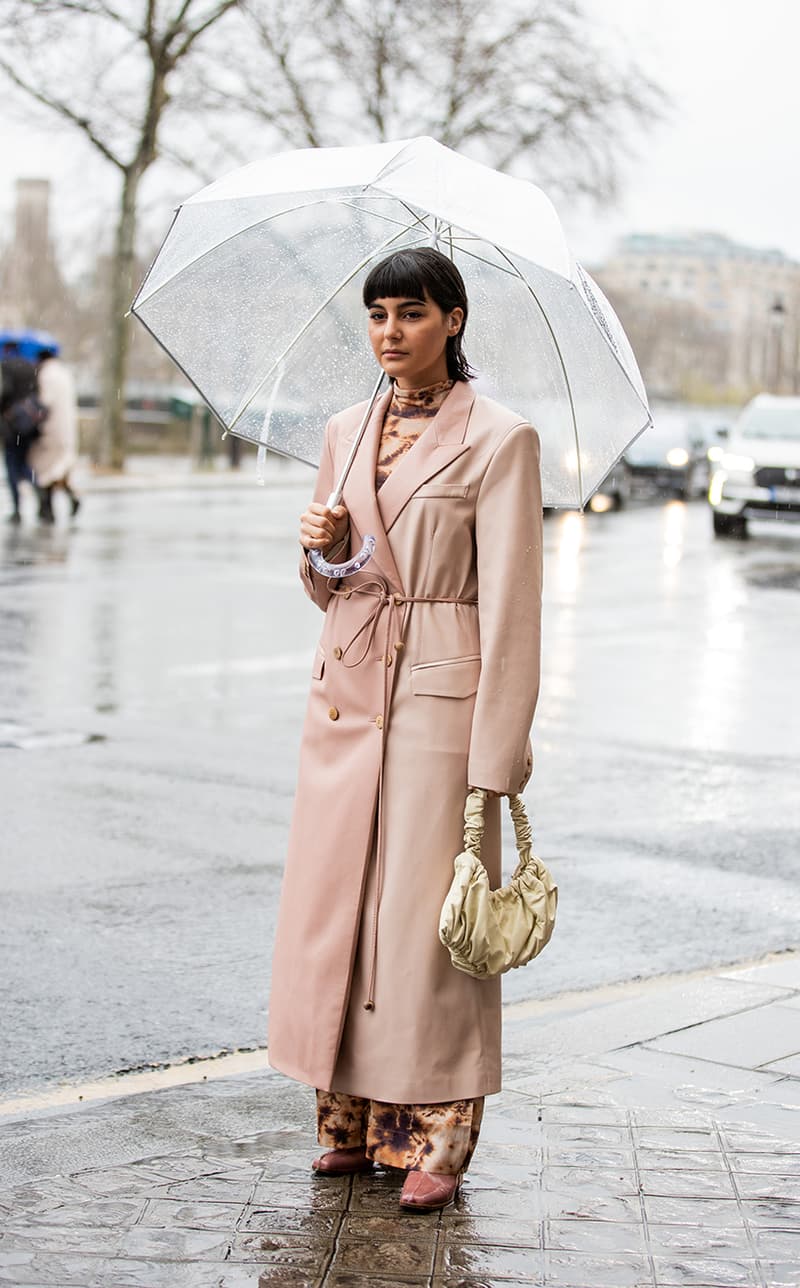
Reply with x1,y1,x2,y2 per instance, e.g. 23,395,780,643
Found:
720,452,755,473
666,447,689,467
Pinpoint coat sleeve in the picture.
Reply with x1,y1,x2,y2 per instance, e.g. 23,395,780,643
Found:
299,415,350,612
467,422,543,794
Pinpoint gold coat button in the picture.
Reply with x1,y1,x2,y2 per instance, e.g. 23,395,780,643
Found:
375,715,384,730
394,641,405,651
328,706,339,721
333,646,342,659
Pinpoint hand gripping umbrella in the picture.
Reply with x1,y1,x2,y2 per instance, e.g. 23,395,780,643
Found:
132,136,651,576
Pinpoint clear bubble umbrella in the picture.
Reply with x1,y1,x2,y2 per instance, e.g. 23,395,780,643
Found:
132,135,651,521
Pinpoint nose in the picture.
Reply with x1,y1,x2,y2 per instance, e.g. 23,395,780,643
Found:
383,314,401,340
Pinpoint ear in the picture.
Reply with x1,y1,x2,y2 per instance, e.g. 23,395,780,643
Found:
448,306,464,335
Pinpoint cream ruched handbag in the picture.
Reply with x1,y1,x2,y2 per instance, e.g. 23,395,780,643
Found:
439,789,558,978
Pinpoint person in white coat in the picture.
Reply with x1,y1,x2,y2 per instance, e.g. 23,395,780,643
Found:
28,345,80,522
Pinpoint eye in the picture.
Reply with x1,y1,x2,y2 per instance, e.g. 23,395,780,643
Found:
403,310,423,319
368,311,385,322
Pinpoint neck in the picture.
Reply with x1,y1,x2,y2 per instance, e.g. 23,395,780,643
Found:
394,360,450,391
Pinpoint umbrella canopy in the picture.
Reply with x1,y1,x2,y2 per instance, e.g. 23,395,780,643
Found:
0,329,61,362
132,136,651,507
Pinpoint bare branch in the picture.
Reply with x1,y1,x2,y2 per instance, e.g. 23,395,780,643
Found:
0,54,125,168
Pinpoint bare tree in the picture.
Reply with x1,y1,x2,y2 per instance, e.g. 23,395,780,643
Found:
0,0,239,469
223,0,665,202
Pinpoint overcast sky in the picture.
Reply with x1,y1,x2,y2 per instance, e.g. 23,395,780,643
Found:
2,0,799,271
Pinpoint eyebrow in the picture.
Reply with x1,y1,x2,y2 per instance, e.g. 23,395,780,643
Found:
367,297,427,308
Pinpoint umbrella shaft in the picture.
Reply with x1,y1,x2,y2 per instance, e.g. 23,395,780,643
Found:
326,369,387,509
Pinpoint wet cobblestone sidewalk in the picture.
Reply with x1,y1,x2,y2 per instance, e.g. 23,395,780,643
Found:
3,955,800,1287
2,1090,800,1287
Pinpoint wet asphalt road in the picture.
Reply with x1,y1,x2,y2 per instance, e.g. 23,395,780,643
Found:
2,476,799,1096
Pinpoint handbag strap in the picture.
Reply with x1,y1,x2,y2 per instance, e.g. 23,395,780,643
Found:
463,788,533,862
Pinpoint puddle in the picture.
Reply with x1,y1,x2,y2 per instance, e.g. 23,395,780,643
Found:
743,563,800,591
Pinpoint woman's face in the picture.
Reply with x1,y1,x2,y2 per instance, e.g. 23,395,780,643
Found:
367,289,463,388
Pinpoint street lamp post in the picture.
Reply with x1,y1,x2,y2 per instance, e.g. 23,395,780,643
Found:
769,296,787,392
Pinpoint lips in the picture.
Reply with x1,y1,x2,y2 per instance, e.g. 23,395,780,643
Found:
382,351,407,358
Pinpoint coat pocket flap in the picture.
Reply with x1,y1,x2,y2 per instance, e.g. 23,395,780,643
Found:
312,645,325,680
411,655,481,698
413,483,470,499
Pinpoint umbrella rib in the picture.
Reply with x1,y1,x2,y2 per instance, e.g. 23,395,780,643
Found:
134,194,381,309
491,245,584,508
229,211,433,431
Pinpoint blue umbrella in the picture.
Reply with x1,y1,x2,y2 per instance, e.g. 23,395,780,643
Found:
0,329,61,362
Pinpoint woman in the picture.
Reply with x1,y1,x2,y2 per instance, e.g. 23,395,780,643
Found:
28,345,80,523
269,247,542,1212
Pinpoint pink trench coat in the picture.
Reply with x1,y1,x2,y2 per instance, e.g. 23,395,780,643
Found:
268,380,543,1104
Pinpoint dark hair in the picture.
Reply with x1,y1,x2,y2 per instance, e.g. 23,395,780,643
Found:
362,247,474,382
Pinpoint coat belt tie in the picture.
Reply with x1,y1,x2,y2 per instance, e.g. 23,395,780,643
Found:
328,576,478,1010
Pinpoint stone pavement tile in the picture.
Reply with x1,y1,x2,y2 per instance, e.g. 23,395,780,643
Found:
764,1055,800,1076
540,1188,642,1224
159,1173,259,1202
92,1258,275,1287
638,1168,737,1199
0,1251,105,1285
541,1249,650,1286
326,1276,429,1288
541,1164,639,1197
330,1238,435,1277
538,1104,630,1126
9,1198,145,1227
630,1108,715,1129
0,1224,122,1255
597,1043,784,1098
543,1122,631,1147
759,1264,800,1288
252,1176,349,1209
752,1228,800,1257
721,1126,800,1154
340,1213,439,1240
142,1153,261,1182
227,1231,331,1265
738,1198,800,1228
0,1177,103,1214
650,1254,759,1286
636,1148,726,1171
733,1173,800,1200
447,1185,539,1220
439,1240,543,1283
440,1213,541,1247
645,1003,800,1068
114,1225,232,1260
728,1151,800,1175
645,1224,752,1256
238,1204,339,1235
719,959,800,991
545,1145,635,1169
643,1195,743,1227
632,1126,719,1151
68,1163,174,1197
543,1217,646,1255
138,1196,246,1228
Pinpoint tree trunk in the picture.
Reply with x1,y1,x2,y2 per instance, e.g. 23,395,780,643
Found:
98,167,141,470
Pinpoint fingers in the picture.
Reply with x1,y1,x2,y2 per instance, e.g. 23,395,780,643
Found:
300,503,348,550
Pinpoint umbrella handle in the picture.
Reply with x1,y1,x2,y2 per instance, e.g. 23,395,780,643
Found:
308,533,376,579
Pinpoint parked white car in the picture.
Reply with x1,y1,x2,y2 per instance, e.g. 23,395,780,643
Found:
709,395,800,538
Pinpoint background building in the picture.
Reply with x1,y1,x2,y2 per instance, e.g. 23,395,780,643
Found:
595,231,800,402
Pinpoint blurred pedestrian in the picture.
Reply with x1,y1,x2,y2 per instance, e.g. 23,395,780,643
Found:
268,248,542,1213
1,355,42,524
28,342,80,522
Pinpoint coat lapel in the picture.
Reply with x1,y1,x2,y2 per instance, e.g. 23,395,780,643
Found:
340,388,403,591
378,381,475,533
